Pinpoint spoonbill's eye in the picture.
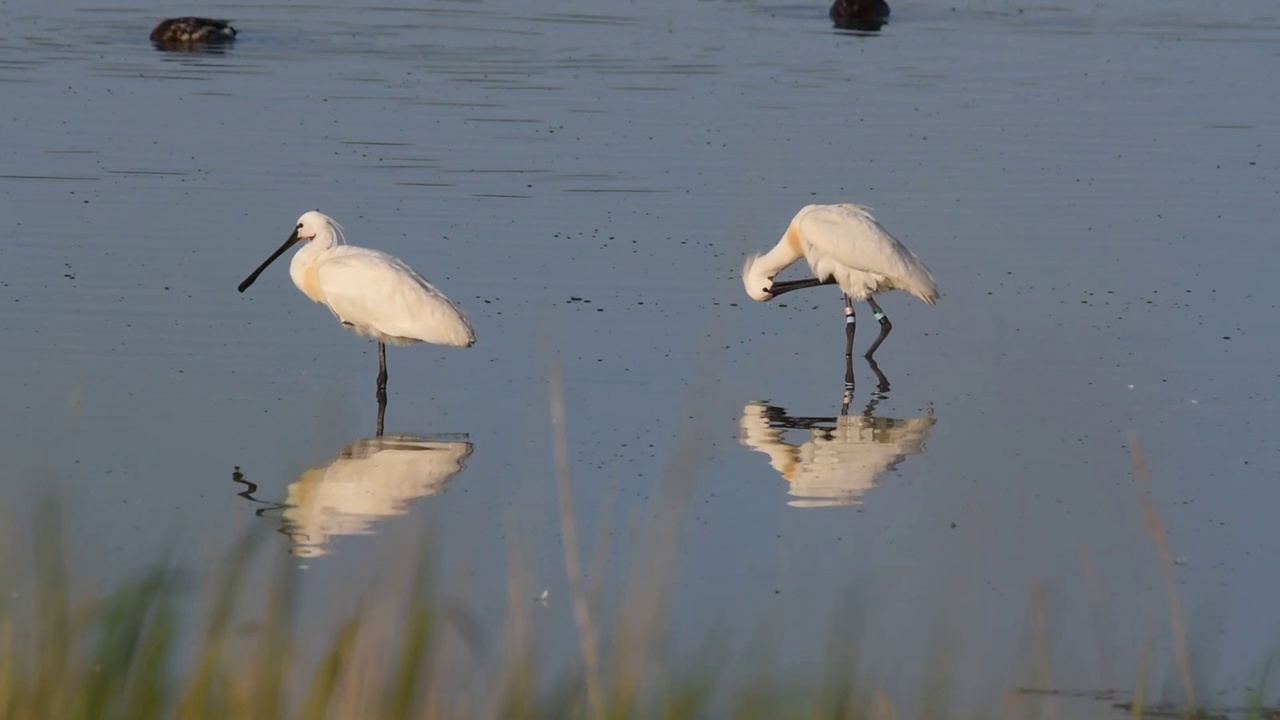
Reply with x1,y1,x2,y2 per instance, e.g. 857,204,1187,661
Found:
296,223,303,229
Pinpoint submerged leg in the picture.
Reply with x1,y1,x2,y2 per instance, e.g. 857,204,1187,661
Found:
859,359,890,417
866,356,890,395
864,298,893,358
843,295,856,386
376,342,388,402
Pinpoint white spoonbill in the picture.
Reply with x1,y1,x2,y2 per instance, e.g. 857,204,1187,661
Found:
742,203,937,363
238,211,475,399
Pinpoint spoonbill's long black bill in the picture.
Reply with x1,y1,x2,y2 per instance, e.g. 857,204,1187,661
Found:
238,230,301,292
769,276,836,297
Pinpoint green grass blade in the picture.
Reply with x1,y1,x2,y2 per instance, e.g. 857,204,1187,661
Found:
298,612,363,720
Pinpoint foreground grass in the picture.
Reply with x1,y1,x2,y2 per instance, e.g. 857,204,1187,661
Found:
0,504,849,720
0,438,1273,719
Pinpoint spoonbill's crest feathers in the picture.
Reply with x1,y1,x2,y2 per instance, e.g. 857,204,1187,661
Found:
329,216,347,245
741,253,773,301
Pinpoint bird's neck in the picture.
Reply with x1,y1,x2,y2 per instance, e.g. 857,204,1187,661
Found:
291,239,329,268
758,232,804,278
289,241,331,303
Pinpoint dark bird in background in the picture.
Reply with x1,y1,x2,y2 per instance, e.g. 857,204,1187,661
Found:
149,17,237,45
830,0,890,30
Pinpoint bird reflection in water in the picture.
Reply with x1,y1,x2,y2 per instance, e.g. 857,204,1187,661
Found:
280,433,472,557
739,360,934,508
232,398,472,557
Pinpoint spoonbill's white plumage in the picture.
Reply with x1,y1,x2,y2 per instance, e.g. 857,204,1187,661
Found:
238,211,475,399
742,203,937,365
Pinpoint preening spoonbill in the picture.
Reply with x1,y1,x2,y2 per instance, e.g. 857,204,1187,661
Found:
830,0,889,30
741,203,937,367
238,211,475,400
149,17,236,44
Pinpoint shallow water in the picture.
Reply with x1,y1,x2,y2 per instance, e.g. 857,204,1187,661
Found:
2,0,1279,708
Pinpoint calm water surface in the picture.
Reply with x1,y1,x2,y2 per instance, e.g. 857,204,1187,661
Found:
2,0,1278,709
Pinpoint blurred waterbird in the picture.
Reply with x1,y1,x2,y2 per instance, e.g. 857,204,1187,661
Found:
742,204,937,371
149,17,237,44
829,0,889,30
237,211,475,401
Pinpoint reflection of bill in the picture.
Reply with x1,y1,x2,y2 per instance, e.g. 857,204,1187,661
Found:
739,403,934,508
282,434,473,557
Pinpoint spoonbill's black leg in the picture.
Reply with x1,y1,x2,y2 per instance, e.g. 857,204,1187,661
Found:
841,378,854,415
864,297,893,358
866,356,890,395
376,342,388,402
843,294,856,385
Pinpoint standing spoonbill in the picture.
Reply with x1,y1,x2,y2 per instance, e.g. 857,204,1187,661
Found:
742,204,937,369
238,211,475,401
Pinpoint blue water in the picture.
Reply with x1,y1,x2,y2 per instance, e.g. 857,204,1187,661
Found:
1,0,1278,710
